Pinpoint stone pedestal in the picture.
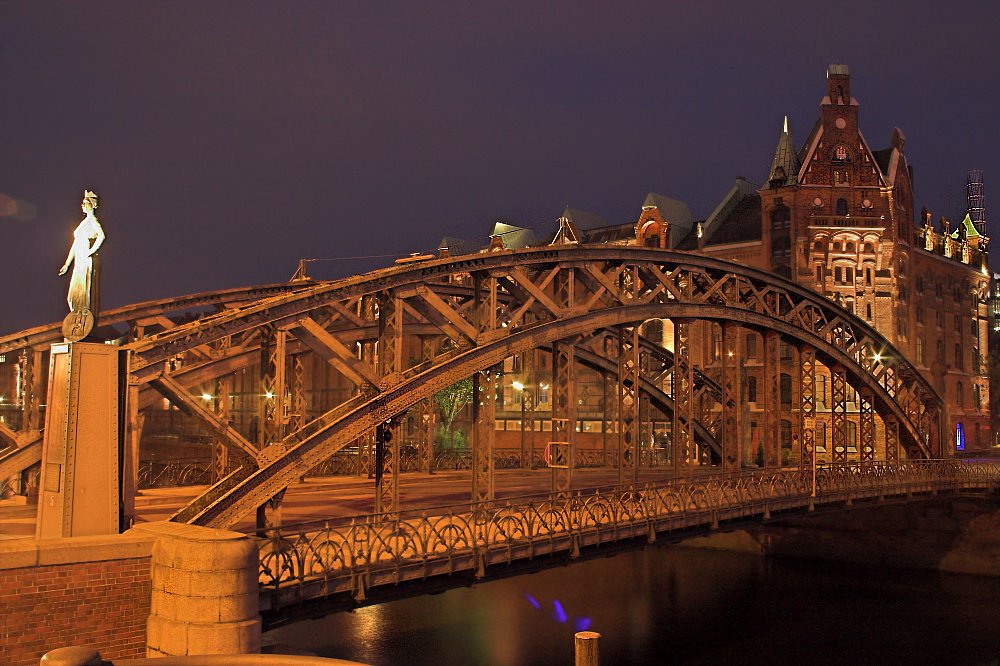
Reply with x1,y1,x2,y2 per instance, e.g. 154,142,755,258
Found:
37,342,121,538
130,521,261,657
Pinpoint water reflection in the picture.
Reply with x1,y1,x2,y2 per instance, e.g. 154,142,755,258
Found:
264,543,1000,665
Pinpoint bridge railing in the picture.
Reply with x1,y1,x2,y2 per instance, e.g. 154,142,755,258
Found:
253,460,1000,614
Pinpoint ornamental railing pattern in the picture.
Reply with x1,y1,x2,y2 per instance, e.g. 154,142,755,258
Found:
254,460,1000,613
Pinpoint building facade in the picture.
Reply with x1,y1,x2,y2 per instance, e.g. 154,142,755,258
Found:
457,65,991,459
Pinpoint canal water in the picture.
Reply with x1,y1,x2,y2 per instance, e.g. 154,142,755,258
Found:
263,542,1000,665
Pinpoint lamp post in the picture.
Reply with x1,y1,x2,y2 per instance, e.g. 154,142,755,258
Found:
512,381,527,468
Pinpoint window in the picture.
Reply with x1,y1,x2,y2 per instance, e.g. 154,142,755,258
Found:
865,267,872,285
954,314,961,331
816,265,823,283
746,334,758,358
916,306,924,323
935,283,943,299
771,204,791,230
866,303,873,321
835,266,843,283
836,198,848,216
780,373,792,407
936,311,944,329
747,376,758,402
916,276,924,293
846,241,855,252
974,384,982,411
956,382,964,409
845,422,858,451
916,338,924,364
955,343,963,370
815,421,827,452
817,376,827,405
814,240,823,251
846,267,854,283
936,340,945,363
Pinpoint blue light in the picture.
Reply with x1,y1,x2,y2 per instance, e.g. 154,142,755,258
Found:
525,593,540,610
956,423,965,451
553,599,567,623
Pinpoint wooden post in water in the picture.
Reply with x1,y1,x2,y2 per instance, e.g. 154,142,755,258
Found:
575,631,601,666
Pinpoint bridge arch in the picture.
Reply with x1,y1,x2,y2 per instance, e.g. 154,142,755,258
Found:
133,243,940,528
0,247,944,529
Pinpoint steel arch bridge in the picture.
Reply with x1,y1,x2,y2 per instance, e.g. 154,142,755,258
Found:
0,246,945,530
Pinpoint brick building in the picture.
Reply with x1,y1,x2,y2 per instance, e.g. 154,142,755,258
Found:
685,64,991,455
452,64,992,459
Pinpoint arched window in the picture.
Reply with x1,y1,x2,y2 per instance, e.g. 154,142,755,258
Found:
747,376,758,402
814,240,823,251
846,241,855,252
833,241,842,252
836,198,848,216
643,318,664,344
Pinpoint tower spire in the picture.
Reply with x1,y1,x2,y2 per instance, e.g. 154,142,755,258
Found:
767,115,800,188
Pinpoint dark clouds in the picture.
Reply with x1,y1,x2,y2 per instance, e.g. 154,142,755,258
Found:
1,1,997,333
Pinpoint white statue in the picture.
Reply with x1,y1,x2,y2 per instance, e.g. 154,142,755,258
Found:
59,190,105,314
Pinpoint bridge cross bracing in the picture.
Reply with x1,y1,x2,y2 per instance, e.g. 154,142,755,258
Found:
0,247,945,532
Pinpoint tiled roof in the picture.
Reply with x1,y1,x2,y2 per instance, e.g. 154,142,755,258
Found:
562,207,608,232
702,194,762,246
437,235,483,256
642,193,693,247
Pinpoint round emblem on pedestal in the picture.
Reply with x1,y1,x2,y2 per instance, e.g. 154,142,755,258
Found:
62,308,94,342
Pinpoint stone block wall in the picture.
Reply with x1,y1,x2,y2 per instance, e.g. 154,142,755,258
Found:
0,533,155,666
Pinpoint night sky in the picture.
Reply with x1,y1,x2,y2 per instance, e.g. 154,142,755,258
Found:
2,1,998,334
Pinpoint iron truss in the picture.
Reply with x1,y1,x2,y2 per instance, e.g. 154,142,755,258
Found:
102,246,942,530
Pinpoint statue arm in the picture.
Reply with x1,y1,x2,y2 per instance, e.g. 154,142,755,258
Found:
59,245,75,275
88,222,106,256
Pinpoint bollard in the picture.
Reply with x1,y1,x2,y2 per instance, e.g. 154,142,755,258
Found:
575,631,601,666
39,646,104,665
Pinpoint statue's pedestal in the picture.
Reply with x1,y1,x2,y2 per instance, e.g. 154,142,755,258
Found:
37,342,122,539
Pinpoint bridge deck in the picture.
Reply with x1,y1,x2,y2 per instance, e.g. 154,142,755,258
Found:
0,467,680,537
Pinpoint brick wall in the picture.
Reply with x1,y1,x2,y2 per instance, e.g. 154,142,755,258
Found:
0,533,155,666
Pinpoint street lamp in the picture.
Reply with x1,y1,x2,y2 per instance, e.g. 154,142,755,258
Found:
512,381,527,468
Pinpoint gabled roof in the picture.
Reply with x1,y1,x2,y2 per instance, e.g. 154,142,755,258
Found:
703,177,757,241
437,235,482,256
953,213,981,239
492,222,538,250
701,193,762,246
642,193,693,246
561,207,608,232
